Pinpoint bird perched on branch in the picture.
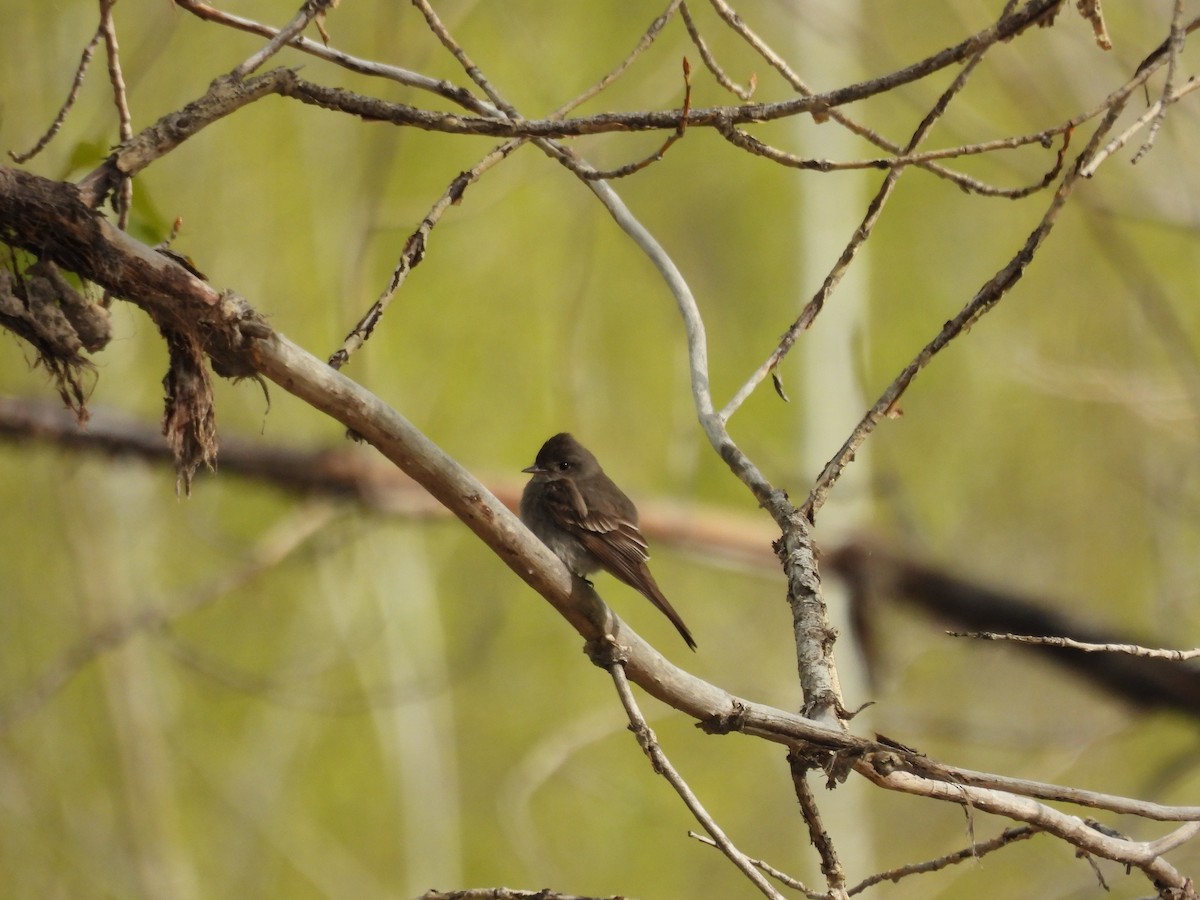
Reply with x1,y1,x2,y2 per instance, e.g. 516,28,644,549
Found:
520,433,697,651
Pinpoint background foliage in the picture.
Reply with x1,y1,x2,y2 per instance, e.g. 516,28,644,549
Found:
2,1,1200,897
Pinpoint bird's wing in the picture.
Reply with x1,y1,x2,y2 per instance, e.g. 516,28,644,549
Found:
575,507,698,652
542,478,650,576
575,512,652,587
544,477,697,650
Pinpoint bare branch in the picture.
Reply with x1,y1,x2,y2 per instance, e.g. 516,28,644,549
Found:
8,20,103,163
174,0,493,112
847,826,1039,894
552,0,683,117
411,0,518,118
98,0,133,228
578,57,693,181
327,141,521,370
722,12,1013,423
951,632,1200,660
680,2,756,101
1083,76,1200,175
799,108,1111,519
230,0,333,79
856,763,1196,891
790,753,848,898
77,68,297,207
601,650,786,899
712,117,1073,190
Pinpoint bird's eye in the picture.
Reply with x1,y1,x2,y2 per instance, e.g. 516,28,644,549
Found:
557,461,572,472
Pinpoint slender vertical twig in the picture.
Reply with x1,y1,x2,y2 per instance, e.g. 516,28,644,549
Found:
604,653,787,900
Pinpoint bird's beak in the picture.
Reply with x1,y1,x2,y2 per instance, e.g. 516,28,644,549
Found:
522,464,545,475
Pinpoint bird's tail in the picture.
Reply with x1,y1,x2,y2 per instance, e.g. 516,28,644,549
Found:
637,569,697,651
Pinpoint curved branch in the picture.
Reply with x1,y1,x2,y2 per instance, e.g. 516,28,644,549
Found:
857,762,1195,891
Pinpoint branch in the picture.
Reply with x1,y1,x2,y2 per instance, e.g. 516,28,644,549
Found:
856,762,1196,891
789,753,848,898
174,0,494,113
1082,76,1200,176
230,0,333,80
601,648,785,899
76,68,298,206
720,7,1014,423
847,826,1038,894
326,141,521,370
9,16,104,163
951,632,1200,660
99,0,132,228
829,541,1200,718
798,103,1112,520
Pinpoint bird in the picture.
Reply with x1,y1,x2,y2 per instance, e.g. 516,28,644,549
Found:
519,433,697,650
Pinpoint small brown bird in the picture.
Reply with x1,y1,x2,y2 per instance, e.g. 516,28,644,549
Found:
520,433,697,650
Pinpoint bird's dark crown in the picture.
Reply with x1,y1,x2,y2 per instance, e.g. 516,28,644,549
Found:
531,432,600,477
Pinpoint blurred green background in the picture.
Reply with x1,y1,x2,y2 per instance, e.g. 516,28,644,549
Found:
2,1,1200,897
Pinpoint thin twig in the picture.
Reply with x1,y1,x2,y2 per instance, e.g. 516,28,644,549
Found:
721,7,1015,424
174,0,494,114
580,57,693,181
8,22,104,163
99,0,133,229
950,632,1200,660
790,754,848,898
680,2,756,100
1131,0,1186,164
231,0,333,80
551,0,683,118
846,826,1039,894
411,0,518,118
800,90,1133,520
714,117,1072,180
1082,76,1200,176
327,141,521,370
604,655,786,900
